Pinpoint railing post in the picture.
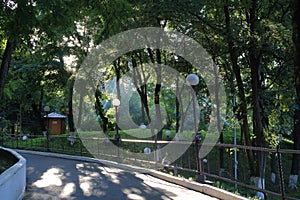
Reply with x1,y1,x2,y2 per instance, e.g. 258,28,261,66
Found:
277,135,285,200
195,133,205,183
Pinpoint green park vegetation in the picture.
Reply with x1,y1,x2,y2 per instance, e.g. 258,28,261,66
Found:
1,0,300,199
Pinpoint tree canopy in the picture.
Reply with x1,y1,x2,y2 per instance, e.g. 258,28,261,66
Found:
0,0,300,198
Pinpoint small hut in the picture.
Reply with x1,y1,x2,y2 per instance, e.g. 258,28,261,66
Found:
44,112,67,135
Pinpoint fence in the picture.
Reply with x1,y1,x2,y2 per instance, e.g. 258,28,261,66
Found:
1,132,299,200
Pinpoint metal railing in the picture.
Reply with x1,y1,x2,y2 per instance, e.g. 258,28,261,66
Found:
1,132,299,200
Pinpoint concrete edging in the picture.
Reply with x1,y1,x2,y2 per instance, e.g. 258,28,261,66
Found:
16,149,248,200
0,147,26,200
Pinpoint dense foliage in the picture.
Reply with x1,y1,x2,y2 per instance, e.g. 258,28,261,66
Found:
0,0,299,198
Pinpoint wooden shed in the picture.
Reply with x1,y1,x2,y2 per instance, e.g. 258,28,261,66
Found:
44,112,67,135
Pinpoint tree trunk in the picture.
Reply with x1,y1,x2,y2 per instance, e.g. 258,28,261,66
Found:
147,48,164,140
290,0,300,188
114,60,121,136
250,55,266,199
76,94,83,130
140,85,146,124
212,57,224,176
131,56,155,139
154,49,163,140
95,89,109,136
289,108,300,189
223,2,255,177
132,55,157,161
0,39,15,101
68,78,76,133
175,78,180,133
136,53,147,125
249,0,266,198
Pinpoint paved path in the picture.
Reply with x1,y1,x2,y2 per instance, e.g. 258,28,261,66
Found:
21,153,218,200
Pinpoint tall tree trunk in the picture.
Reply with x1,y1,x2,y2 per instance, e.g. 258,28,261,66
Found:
146,48,163,140
114,60,121,137
210,47,224,176
249,0,266,198
0,39,15,101
215,63,224,176
132,56,157,161
136,53,146,125
290,109,300,188
95,89,109,136
224,2,255,177
68,78,76,133
131,56,155,140
250,54,266,199
289,0,300,189
141,85,146,124
76,94,83,130
175,78,180,133
154,49,163,140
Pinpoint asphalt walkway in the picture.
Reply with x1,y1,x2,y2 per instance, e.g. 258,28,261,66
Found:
21,153,218,200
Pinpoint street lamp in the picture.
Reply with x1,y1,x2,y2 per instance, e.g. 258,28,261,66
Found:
44,105,50,113
139,124,147,130
186,74,205,183
165,130,171,141
44,105,50,151
144,147,151,154
112,98,120,140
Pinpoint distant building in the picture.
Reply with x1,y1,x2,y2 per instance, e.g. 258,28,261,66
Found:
44,112,67,135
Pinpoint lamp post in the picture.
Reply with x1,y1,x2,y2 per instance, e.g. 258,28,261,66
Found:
139,124,147,130
44,105,50,152
112,99,120,141
165,130,171,141
186,74,205,183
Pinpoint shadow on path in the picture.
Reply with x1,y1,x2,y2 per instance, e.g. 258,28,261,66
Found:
21,153,218,200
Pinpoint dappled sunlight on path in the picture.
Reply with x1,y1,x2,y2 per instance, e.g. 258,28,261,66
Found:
33,167,64,188
22,153,218,200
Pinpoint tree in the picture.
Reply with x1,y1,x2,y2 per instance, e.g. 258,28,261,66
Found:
246,1,267,198
0,40,15,100
289,0,300,189
95,88,109,136
0,0,36,101
1,1,299,195
223,0,255,177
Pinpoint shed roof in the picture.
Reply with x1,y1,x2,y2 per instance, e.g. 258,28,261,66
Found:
44,112,67,119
